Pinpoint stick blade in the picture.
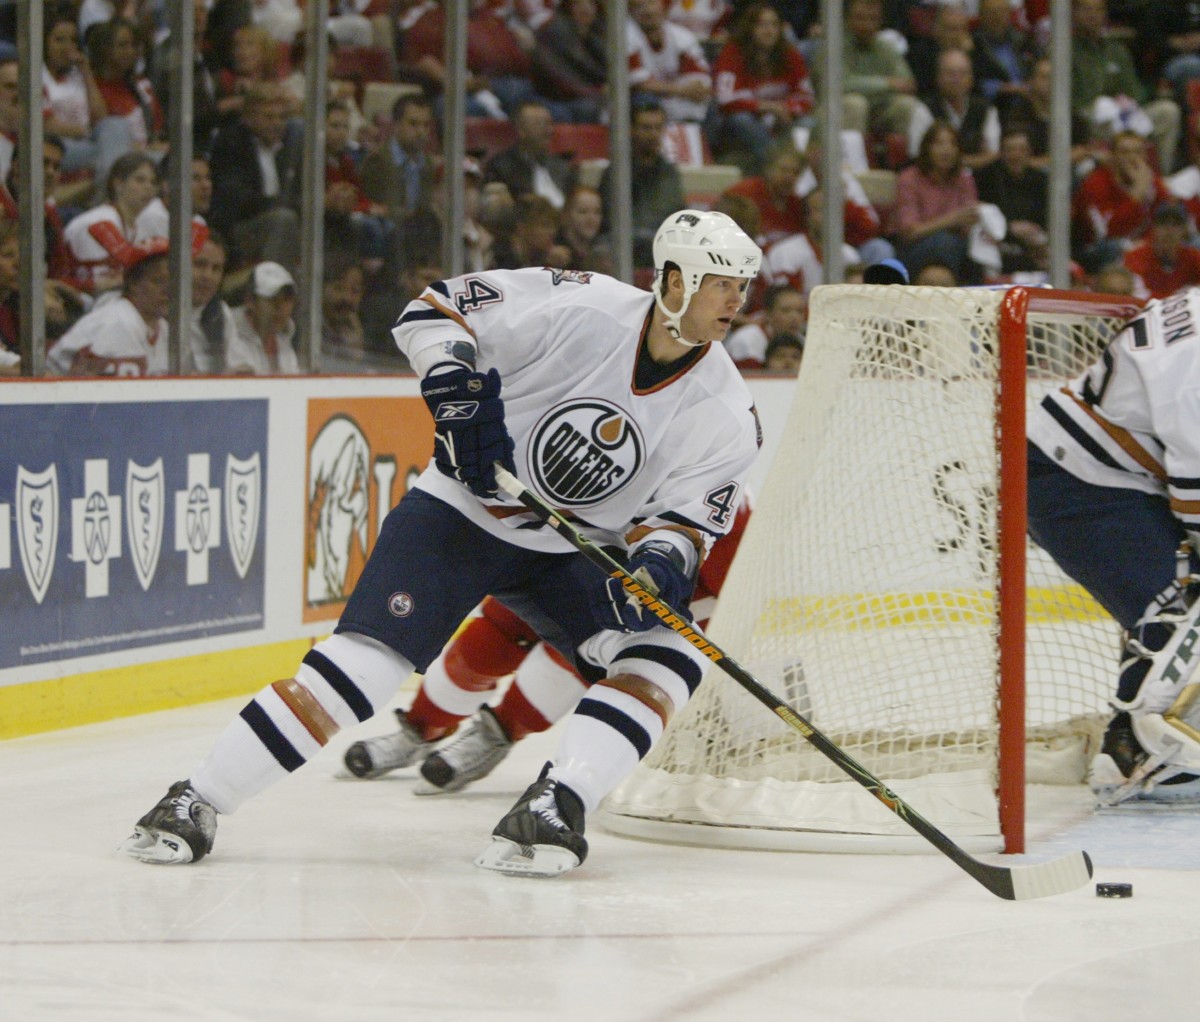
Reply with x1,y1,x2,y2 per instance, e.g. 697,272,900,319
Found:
987,850,1094,901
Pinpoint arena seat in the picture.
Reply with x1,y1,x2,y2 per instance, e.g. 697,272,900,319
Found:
362,81,422,125
550,123,610,162
465,118,519,163
332,45,395,94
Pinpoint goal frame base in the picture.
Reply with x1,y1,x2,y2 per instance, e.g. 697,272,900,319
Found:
599,808,1003,855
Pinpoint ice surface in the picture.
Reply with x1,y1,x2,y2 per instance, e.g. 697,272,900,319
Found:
1,694,1198,1021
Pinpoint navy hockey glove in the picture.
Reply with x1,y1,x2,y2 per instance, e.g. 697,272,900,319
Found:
421,365,516,498
602,541,694,633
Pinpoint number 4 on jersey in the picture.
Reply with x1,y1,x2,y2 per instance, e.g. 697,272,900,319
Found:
704,482,739,528
455,277,504,314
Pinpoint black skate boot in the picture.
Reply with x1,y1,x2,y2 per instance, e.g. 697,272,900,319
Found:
343,708,433,779
121,780,217,864
416,706,513,795
1089,712,1200,804
474,763,588,876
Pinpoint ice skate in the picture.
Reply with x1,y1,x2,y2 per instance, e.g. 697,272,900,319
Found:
475,764,588,876
121,780,217,864
416,706,513,795
343,708,433,779
1090,712,1200,806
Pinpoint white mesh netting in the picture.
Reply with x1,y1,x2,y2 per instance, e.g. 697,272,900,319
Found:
601,285,1130,853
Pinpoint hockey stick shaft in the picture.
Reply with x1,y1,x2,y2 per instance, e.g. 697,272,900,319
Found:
494,466,1092,900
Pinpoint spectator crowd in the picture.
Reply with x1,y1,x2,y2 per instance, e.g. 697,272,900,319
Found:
2,0,1199,379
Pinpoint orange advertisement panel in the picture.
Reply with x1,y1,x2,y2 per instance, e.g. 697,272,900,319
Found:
303,397,434,623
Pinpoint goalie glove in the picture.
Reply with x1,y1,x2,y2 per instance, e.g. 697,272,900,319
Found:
600,540,694,633
421,364,516,499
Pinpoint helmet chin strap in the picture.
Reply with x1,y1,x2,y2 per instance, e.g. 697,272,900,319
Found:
654,286,711,349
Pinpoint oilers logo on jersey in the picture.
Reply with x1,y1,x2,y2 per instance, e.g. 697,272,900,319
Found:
529,399,645,506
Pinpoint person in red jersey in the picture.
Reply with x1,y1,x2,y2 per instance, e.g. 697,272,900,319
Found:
343,496,753,793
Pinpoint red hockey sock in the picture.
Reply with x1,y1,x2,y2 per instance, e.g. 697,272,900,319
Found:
494,681,553,742
407,686,463,742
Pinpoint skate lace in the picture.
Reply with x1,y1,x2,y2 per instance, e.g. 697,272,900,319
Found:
530,785,567,832
171,789,199,823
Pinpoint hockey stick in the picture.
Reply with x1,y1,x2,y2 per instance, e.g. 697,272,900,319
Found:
494,466,1093,901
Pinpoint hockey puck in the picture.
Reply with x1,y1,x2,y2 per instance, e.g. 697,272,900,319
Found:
1096,882,1133,898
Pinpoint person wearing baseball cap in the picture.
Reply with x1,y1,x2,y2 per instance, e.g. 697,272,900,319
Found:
227,260,300,374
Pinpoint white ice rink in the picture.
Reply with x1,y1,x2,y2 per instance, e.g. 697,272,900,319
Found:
2,693,1199,1022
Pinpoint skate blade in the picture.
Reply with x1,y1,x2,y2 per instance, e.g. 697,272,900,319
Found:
413,778,458,796
474,836,580,877
119,826,196,865
1095,789,1200,811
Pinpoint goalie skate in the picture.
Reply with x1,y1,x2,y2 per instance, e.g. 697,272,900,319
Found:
475,765,588,877
343,708,432,779
121,780,217,864
416,706,512,795
1090,713,1200,807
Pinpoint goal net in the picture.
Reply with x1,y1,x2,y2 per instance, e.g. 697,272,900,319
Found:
601,285,1143,854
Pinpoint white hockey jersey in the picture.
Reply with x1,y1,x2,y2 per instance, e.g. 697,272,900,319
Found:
1028,290,1200,533
392,267,761,557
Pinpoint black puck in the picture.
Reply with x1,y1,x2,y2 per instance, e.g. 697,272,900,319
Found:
1096,882,1133,898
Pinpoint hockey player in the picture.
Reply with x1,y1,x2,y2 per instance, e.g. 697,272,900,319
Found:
1028,289,1200,805
341,497,752,793
122,210,764,875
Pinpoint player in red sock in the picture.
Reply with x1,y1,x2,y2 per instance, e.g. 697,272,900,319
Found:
343,499,751,792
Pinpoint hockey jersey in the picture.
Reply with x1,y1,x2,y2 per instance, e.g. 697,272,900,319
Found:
1028,290,1200,534
46,296,168,377
392,267,760,557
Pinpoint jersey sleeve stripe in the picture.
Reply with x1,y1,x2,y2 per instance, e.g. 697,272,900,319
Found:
1062,388,1166,482
396,307,446,326
420,294,477,339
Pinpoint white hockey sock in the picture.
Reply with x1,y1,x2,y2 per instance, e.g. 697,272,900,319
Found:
514,643,587,724
192,632,414,814
421,654,494,717
548,685,667,815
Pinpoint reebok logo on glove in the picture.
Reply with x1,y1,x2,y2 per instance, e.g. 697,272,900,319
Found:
434,401,481,421
421,364,516,499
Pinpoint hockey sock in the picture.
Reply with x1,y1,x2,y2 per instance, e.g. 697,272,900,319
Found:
495,643,587,741
549,639,701,813
409,597,538,740
191,632,414,814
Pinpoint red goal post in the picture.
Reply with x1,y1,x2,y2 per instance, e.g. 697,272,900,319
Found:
601,285,1144,856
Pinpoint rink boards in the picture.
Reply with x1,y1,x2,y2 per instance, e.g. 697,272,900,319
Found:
0,375,801,737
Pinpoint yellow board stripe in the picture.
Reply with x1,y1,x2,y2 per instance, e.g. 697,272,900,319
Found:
755,585,1110,634
0,639,312,740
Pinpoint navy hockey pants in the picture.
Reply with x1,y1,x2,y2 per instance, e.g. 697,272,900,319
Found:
337,488,609,675
1027,440,1196,633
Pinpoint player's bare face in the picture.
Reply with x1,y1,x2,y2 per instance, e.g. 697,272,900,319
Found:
682,274,749,344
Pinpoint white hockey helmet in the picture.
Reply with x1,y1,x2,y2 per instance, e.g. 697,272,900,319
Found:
652,210,763,345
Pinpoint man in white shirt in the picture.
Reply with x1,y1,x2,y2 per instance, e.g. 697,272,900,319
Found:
227,261,301,375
